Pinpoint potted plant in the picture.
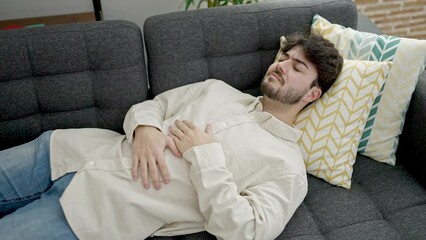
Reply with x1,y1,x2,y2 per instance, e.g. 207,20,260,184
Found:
184,0,260,10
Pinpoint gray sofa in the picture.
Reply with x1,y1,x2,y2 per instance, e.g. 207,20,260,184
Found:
1,0,425,239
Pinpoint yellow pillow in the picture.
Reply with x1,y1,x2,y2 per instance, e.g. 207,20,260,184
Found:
294,59,391,189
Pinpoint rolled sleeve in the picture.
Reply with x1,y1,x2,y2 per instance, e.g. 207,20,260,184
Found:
123,100,165,144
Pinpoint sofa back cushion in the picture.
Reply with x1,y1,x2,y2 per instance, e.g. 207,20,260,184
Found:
0,20,148,150
143,0,357,96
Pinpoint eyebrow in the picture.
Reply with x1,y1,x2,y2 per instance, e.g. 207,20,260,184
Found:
283,52,309,70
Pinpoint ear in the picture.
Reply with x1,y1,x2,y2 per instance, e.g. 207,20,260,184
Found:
304,87,322,103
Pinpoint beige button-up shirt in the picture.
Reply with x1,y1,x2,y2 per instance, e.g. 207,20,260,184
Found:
50,79,308,240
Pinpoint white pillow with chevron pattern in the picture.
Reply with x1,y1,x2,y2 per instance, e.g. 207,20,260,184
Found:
311,15,426,166
294,59,392,189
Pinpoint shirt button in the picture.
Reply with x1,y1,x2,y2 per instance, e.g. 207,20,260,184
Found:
88,161,95,166
220,122,227,127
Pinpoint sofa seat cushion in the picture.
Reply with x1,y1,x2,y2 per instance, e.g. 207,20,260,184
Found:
281,155,426,240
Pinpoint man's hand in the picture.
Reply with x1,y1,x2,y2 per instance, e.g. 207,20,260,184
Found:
169,120,215,154
132,125,181,190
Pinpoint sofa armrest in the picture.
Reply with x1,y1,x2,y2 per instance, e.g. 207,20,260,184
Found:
396,70,426,188
356,13,383,35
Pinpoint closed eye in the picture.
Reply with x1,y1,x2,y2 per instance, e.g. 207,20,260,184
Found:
294,66,301,72
278,54,288,62
282,52,309,70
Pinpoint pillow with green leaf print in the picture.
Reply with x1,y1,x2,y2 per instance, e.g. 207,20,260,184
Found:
311,14,426,166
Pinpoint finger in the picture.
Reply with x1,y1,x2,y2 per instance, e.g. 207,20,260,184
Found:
131,153,140,181
182,120,195,129
156,154,170,184
166,136,182,157
175,120,191,132
147,159,161,190
169,125,184,139
205,124,213,135
170,135,182,151
139,158,150,189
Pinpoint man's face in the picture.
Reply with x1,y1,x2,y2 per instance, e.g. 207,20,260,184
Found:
261,46,319,105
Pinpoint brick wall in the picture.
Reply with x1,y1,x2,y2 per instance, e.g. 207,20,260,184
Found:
355,0,426,39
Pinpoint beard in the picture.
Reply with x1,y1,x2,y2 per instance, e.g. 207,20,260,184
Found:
260,77,309,105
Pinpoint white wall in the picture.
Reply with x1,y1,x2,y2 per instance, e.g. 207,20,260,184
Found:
0,0,93,20
0,0,190,29
0,0,264,29
101,0,267,29
101,0,187,30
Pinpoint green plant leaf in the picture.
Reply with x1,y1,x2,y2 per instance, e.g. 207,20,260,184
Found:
197,0,208,9
183,0,259,10
184,0,194,10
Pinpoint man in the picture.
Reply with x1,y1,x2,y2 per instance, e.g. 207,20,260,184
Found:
0,33,343,240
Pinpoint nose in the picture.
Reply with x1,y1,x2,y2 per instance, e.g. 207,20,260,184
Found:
276,61,287,74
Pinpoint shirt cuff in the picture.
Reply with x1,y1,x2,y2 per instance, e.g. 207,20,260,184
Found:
183,143,226,170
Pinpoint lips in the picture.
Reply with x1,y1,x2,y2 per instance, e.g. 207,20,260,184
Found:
269,71,284,85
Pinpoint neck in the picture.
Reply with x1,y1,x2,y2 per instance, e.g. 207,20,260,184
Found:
261,96,304,126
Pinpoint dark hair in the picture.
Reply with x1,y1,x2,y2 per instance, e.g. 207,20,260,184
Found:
281,33,343,94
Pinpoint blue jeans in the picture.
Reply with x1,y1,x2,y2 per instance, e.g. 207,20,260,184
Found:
0,131,77,240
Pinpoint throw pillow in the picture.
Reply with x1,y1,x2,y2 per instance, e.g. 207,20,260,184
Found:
294,59,391,189
311,14,426,165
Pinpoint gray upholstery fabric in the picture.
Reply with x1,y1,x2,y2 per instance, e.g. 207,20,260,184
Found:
143,0,357,97
397,71,426,188
1,0,425,239
0,20,148,150
357,12,384,35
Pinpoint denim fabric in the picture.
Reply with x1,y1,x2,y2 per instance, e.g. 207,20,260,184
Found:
0,131,77,239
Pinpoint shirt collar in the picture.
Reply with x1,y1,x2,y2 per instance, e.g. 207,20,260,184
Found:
263,114,302,142
251,97,302,142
